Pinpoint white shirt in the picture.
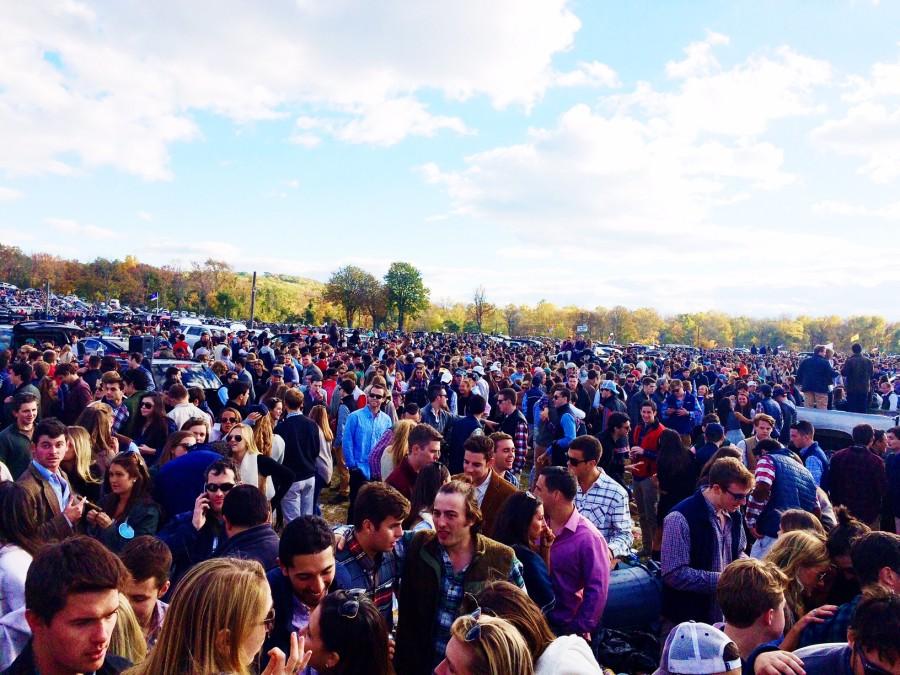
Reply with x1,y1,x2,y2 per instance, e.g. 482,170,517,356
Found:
0,545,32,616
167,402,213,431
473,473,491,507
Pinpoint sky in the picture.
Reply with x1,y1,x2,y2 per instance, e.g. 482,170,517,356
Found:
1,1,899,318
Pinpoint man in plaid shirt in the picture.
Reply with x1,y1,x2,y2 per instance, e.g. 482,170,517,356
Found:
99,370,130,434
496,387,529,475
567,435,634,562
333,482,409,630
393,480,526,674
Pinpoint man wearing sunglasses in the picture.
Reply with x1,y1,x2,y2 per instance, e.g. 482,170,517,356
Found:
661,457,754,626
157,458,239,587
341,383,392,523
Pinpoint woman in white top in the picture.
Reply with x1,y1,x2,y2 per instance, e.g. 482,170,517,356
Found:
0,483,41,617
225,423,295,507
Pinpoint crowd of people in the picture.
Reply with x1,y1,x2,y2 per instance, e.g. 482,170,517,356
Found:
0,323,899,675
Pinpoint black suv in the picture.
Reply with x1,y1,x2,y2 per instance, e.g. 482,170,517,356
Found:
11,321,84,350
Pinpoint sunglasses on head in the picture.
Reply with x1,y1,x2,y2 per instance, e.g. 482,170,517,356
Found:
338,589,367,619
205,482,235,493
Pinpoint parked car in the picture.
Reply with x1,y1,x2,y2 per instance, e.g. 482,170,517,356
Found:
150,359,224,416
796,407,900,453
11,321,84,350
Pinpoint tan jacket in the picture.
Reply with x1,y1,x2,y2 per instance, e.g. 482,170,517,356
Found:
16,463,76,542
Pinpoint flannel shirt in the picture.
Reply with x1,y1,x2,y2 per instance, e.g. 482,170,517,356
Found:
102,398,130,434
503,469,520,488
433,545,525,663
334,531,399,629
574,471,634,558
512,418,529,472
799,595,859,648
660,493,747,621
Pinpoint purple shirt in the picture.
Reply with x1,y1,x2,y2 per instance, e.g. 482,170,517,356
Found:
548,506,611,634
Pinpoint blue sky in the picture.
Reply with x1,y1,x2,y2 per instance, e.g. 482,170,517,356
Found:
1,1,899,318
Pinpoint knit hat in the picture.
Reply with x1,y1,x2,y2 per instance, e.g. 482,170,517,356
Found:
654,622,740,675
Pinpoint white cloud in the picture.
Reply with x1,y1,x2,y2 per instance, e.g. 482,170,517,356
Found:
554,61,621,89
45,217,119,239
137,211,152,221
812,102,900,183
0,186,22,201
665,31,730,79
0,1,580,178
813,199,900,219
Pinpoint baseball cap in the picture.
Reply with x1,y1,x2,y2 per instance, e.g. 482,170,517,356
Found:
414,357,425,364
440,370,452,384
489,363,501,373
472,365,485,376
454,368,466,377
654,622,741,675
600,380,618,392
565,362,577,369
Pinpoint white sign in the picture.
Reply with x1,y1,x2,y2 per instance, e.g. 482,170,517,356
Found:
576,324,588,333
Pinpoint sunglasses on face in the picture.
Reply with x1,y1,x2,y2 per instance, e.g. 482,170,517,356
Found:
205,482,235,493
368,394,384,401
726,488,752,502
261,607,276,634
220,417,238,423
225,435,243,443
140,402,154,409
566,455,586,466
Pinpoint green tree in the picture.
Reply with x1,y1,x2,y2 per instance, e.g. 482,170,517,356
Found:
303,301,316,325
215,290,238,319
323,265,375,328
384,262,429,331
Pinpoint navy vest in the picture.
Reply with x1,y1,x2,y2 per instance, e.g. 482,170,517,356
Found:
661,490,742,624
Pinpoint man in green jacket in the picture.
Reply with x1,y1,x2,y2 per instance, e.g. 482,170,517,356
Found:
393,479,525,675
0,392,38,479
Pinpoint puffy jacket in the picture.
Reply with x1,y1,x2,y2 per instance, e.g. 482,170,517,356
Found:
758,451,819,538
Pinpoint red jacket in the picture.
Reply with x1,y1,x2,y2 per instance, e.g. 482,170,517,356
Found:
631,422,665,479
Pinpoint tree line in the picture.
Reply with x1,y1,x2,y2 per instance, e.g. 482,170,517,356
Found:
1,244,898,351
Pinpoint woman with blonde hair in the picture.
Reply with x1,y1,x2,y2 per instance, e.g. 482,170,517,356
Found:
76,403,120,475
62,425,103,503
435,611,534,675
253,411,285,464
226,423,294,506
764,529,835,627
378,419,415,480
111,593,148,665
126,558,309,675
307,404,334,513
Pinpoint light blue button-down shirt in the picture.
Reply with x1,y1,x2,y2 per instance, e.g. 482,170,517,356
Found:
341,406,392,479
31,459,71,511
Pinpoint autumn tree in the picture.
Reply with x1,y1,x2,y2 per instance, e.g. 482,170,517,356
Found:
502,304,521,335
323,265,376,328
384,262,429,331
469,286,494,333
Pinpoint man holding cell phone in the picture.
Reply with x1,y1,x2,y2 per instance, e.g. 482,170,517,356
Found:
157,458,239,587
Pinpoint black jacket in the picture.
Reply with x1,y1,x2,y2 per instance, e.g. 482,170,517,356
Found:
3,641,130,674
215,523,279,570
274,413,320,481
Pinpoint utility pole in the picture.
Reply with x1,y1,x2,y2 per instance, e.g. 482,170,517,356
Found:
248,271,257,329
45,280,50,318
